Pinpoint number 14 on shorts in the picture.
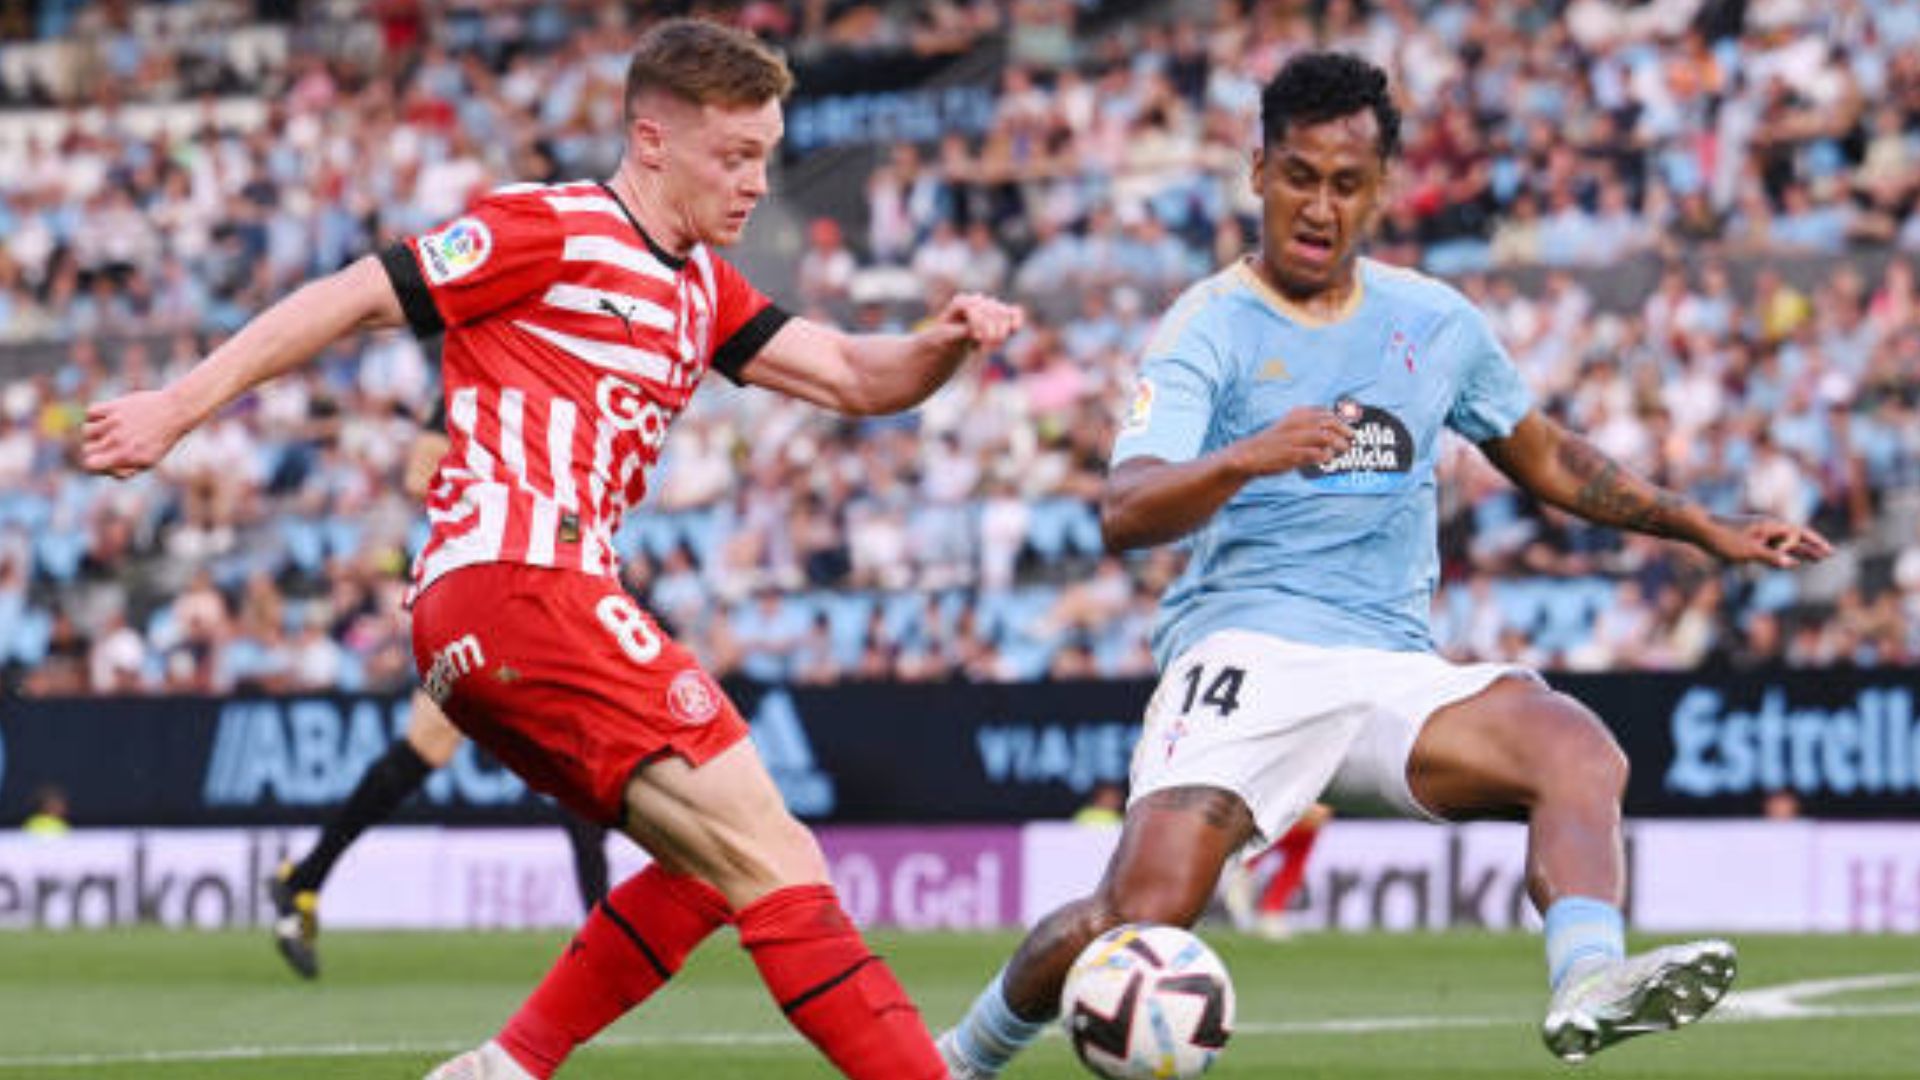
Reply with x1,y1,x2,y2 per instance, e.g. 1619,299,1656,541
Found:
1178,663,1246,718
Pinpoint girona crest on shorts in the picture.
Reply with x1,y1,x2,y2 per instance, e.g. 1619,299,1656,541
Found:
668,669,722,726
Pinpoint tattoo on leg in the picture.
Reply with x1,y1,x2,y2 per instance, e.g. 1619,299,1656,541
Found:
1137,786,1251,832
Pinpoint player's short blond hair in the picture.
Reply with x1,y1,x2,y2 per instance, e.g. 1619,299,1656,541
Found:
624,18,793,120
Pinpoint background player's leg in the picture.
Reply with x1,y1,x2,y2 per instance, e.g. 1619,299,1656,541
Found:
943,786,1254,1078
621,740,947,1080
559,813,610,911
1253,803,1329,938
271,689,461,978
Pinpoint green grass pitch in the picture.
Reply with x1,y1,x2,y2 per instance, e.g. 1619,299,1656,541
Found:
1,929,1916,1078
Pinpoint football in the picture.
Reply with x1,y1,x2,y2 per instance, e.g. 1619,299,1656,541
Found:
1060,923,1236,1079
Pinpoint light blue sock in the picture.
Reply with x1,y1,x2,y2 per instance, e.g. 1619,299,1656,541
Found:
1543,896,1626,989
947,968,1050,1074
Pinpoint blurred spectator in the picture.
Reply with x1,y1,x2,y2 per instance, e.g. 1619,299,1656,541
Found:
1072,782,1125,828
797,217,856,312
6,2,1920,691
22,786,70,838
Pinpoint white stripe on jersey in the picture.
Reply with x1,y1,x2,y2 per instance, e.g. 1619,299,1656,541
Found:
547,399,578,509
543,193,628,220
560,234,676,284
527,499,557,566
514,320,675,383
541,282,675,331
498,388,526,481
450,388,495,478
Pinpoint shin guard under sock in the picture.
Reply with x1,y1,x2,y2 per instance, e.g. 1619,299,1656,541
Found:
735,884,945,1080
497,864,731,1077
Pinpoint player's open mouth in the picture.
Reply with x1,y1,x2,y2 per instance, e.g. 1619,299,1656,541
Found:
1289,233,1335,263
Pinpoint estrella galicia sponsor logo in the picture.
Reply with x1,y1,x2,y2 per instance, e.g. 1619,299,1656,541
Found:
1666,685,1919,797
750,690,835,816
202,697,525,808
1302,400,1414,491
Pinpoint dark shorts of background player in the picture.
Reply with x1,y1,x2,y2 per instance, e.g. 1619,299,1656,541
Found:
410,562,749,826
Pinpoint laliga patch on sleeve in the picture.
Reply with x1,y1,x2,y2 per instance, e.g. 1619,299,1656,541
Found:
1120,377,1156,437
418,217,493,285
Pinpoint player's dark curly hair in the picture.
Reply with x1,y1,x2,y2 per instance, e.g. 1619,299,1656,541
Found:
1259,51,1402,161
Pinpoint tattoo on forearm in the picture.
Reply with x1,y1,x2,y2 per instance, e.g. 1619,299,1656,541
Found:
1556,436,1689,538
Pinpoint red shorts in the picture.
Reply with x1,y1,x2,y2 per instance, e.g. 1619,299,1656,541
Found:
410,562,748,824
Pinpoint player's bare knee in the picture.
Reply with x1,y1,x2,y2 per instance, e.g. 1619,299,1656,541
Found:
764,811,829,883
1536,698,1628,803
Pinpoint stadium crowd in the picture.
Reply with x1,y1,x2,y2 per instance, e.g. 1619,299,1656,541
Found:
2,0,1920,695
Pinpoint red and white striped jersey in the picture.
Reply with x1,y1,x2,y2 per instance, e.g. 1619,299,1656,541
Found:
381,180,789,598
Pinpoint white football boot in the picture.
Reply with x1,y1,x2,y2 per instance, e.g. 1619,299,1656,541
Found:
423,1040,535,1080
1542,939,1737,1063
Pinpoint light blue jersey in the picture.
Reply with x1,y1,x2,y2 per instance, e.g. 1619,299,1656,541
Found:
1111,257,1532,666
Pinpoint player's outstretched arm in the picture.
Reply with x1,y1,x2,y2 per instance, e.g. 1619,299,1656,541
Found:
741,293,1022,415
1102,406,1354,551
82,256,406,478
1479,410,1833,568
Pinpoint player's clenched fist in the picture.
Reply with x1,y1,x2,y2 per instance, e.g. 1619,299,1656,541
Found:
82,389,189,478
931,292,1024,353
1227,406,1355,477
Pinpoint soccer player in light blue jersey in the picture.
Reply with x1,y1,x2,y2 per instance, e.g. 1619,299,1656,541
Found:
942,52,1831,1074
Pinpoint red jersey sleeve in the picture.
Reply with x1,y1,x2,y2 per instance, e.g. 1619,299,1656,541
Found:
706,251,791,384
378,190,564,337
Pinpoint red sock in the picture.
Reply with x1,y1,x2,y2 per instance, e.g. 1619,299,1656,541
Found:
1258,821,1323,913
497,864,732,1077
734,884,944,1080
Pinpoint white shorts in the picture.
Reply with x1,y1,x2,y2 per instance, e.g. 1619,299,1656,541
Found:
1129,629,1537,849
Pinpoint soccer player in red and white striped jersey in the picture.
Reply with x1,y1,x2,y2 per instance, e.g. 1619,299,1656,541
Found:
82,18,1021,1080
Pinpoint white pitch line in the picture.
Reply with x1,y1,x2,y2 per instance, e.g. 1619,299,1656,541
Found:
3,973,1917,1071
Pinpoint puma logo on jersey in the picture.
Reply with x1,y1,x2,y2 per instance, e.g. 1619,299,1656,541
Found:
424,634,486,703
598,298,641,343
1257,357,1291,381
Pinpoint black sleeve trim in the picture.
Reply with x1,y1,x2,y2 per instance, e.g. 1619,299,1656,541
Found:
379,243,446,340
710,304,792,385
